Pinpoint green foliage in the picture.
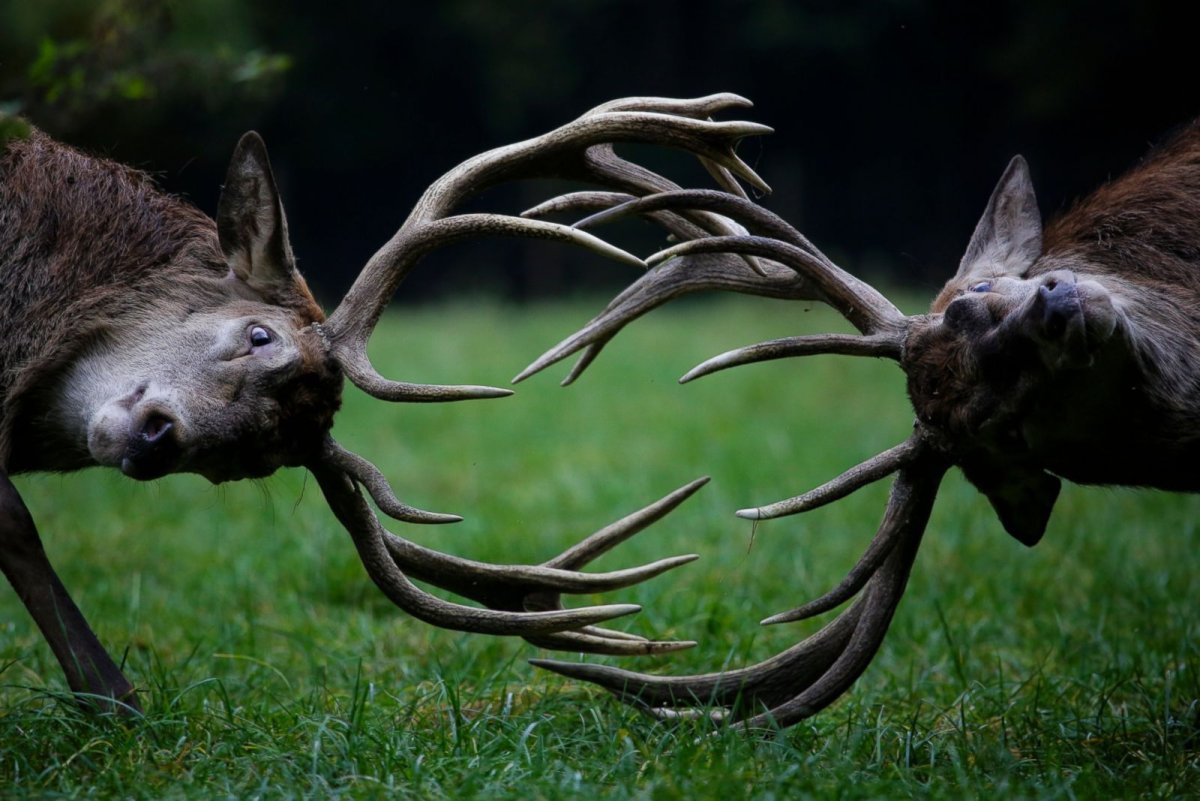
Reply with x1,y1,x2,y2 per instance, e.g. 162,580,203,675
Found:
1,299,1197,798
1,0,290,134
0,111,32,151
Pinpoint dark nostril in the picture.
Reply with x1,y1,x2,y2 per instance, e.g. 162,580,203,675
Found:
141,413,174,444
124,412,181,480
1037,279,1079,339
1039,279,1074,303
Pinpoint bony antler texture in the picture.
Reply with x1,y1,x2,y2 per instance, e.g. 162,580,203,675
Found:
307,96,777,654
514,115,954,729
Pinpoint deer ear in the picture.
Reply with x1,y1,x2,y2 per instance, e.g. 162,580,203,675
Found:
955,155,1043,282
217,132,301,303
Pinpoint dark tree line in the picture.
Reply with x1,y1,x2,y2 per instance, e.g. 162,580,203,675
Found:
2,0,1195,303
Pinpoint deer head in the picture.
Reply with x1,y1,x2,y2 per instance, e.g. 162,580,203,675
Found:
40,132,342,484
515,113,1197,728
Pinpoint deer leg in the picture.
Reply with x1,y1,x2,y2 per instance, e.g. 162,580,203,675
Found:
0,471,139,712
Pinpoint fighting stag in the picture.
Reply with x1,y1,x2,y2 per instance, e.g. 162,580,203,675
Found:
0,95,770,711
518,113,1200,728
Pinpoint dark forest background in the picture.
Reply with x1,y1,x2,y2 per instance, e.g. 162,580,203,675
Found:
2,0,1196,305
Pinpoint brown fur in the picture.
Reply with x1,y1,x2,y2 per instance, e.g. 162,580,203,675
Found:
0,128,341,476
904,120,1200,503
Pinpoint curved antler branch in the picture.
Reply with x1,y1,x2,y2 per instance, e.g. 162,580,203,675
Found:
736,436,921,521
516,188,911,385
327,215,645,402
679,333,902,384
646,236,905,335
532,454,948,728
312,436,707,654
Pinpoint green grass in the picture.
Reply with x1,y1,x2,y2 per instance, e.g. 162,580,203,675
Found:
2,297,1197,799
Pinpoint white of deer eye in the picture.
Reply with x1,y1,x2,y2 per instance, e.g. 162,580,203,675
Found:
249,326,273,346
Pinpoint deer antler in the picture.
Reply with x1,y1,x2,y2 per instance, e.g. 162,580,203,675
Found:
306,96,774,653
533,450,947,727
515,181,966,725
517,189,907,384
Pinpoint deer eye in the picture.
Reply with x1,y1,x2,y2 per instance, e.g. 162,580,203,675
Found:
969,281,992,293
249,326,274,348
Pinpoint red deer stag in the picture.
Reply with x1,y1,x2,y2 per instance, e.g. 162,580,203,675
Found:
0,95,773,712
517,114,1200,728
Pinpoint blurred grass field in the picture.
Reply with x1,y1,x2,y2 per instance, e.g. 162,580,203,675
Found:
1,297,1197,799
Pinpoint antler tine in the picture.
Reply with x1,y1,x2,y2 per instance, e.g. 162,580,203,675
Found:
582,92,755,118
311,434,708,650
570,190,800,245
734,510,930,730
736,436,921,521
754,438,926,625
324,437,461,524
310,459,640,635
514,252,813,386
326,215,645,402
372,480,707,600
678,333,902,384
524,190,747,246
647,236,906,336
532,458,948,727
521,629,698,657
523,191,640,220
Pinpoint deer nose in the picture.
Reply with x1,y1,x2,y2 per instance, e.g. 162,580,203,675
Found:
121,412,181,480
1036,277,1080,339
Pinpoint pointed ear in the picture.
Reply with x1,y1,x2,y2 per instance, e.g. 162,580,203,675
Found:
955,155,1043,282
217,132,304,304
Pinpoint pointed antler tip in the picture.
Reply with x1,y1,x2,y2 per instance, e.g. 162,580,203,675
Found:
653,640,699,653
608,604,642,617
760,610,799,627
735,508,762,520
701,91,753,107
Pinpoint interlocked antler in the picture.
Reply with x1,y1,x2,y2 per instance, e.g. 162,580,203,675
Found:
306,96,775,654
518,186,953,724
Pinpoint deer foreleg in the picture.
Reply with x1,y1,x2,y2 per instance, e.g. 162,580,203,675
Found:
0,471,139,712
